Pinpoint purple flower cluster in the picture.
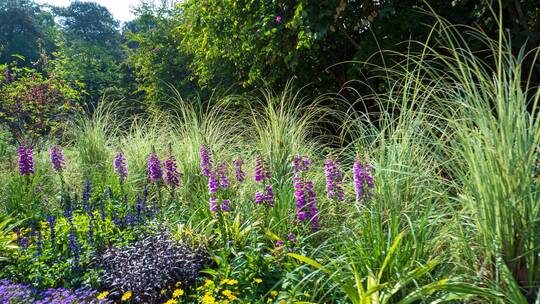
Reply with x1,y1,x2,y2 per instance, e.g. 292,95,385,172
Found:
254,155,271,183
255,184,274,207
199,145,212,176
233,159,245,182
217,162,229,189
292,156,319,231
113,151,128,180
46,215,56,245
0,279,106,304
165,154,180,187
67,227,80,265
50,145,65,172
208,168,220,194
353,158,375,204
209,198,232,213
147,152,163,182
18,145,34,176
292,155,311,174
325,158,345,201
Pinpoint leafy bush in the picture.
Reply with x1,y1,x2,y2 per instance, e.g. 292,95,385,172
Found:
0,61,81,142
99,231,207,302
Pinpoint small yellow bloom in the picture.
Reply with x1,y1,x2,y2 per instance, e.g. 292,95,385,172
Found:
204,279,214,286
164,299,178,304
226,279,238,285
304,291,311,297
270,290,278,298
222,289,237,301
121,291,132,301
279,300,287,304
201,291,216,304
96,291,109,300
172,288,184,298
254,278,262,284
175,281,182,287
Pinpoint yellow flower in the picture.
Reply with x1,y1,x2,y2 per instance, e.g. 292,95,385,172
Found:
226,279,238,285
175,281,182,287
279,300,287,304
254,278,263,284
270,290,278,298
121,291,132,301
222,289,237,301
172,288,184,298
164,299,178,304
96,291,109,300
201,291,216,304
204,279,214,287
304,291,311,297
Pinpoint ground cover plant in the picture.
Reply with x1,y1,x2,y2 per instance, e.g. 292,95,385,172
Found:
0,6,539,304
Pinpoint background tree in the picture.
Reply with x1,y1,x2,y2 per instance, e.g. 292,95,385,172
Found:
0,0,57,66
123,2,199,111
53,1,123,110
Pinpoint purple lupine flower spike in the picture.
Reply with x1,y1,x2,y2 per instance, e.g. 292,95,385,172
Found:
209,197,218,213
208,168,219,194
199,145,212,176
18,145,35,176
294,180,308,222
221,199,231,212
353,160,364,203
114,151,128,180
217,162,229,189
353,156,375,204
147,152,163,182
165,154,180,187
265,184,274,207
288,232,297,243
255,191,264,204
325,157,345,201
50,146,65,172
292,155,319,230
254,156,264,182
305,181,319,231
233,159,245,182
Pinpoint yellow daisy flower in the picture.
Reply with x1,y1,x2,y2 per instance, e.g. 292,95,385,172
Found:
121,291,132,301
270,290,278,298
96,291,109,300
173,288,184,298
201,291,216,304
222,289,237,301
254,278,263,284
164,299,178,304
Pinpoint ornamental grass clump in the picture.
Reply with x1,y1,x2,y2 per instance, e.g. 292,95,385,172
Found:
99,231,207,303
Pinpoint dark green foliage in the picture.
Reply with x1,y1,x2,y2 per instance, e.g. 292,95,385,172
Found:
0,0,57,67
52,1,123,109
